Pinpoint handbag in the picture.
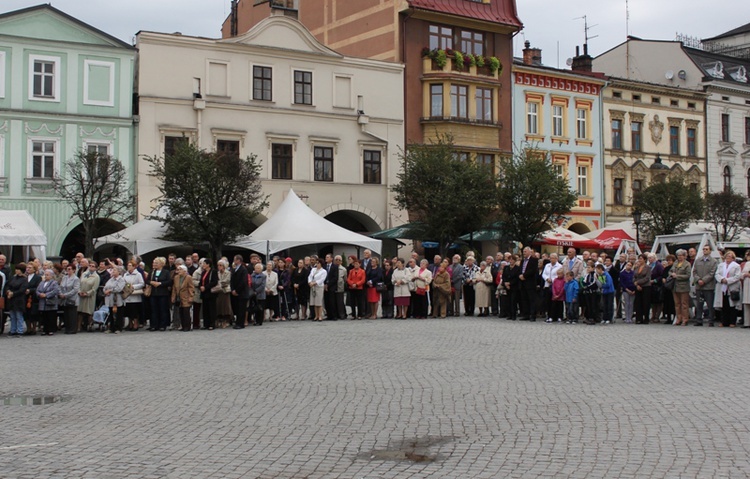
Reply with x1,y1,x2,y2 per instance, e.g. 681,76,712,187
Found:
375,282,387,293
415,287,426,296
731,290,740,302
663,277,675,291
143,284,152,297
121,282,134,300
210,284,223,294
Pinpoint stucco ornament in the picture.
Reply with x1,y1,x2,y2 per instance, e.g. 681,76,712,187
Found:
649,115,664,145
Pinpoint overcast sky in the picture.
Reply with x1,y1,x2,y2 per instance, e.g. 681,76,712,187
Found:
2,0,748,69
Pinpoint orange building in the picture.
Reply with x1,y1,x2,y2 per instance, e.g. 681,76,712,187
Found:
222,0,522,163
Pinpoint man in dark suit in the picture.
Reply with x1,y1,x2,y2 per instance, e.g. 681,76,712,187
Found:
611,253,626,319
230,254,250,329
324,254,338,320
518,246,539,321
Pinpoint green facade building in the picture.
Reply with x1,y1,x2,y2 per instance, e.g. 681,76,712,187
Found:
0,5,136,257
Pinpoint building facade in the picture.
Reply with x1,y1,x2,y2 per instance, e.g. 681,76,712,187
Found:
511,44,606,233
222,0,521,171
136,13,405,237
0,5,136,257
594,37,750,196
601,78,707,224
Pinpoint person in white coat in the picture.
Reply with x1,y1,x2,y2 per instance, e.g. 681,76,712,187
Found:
741,251,750,328
714,250,742,327
391,259,412,319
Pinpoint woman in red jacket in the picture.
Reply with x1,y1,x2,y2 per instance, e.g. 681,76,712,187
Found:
346,259,366,319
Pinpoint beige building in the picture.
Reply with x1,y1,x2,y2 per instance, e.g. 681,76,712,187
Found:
602,77,707,224
135,13,405,237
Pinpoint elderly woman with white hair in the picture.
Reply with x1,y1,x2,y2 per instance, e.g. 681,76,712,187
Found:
474,261,494,316
36,268,60,335
191,258,205,329
714,249,742,327
103,266,126,334
216,259,233,328
411,258,433,319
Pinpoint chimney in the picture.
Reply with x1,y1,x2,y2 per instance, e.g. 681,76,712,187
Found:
230,0,238,37
571,44,592,72
522,40,542,66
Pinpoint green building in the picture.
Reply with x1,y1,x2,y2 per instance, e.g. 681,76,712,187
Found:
0,4,136,258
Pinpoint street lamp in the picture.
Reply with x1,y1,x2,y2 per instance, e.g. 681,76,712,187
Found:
632,208,642,246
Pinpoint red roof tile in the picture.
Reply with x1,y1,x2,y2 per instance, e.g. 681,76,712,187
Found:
408,0,522,28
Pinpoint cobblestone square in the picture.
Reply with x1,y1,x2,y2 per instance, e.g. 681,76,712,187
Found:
1,319,749,478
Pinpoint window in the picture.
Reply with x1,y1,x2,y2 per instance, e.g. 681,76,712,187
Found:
294,70,312,105
632,94,641,102
687,128,696,157
690,183,699,192
272,143,292,179
31,56,60,101
460,30,484,56
253,66,272,101
632,179,642,200
553,163,565,179
164,135,188,158
612,91,622,99
651,96,660,104
314,146,333,181
216,139,240,158
453,152,470,162
613,178,623,205
477,153,494,170
552,105,563,137
450,84,468,119
723,166,732,192
577,165,588,196
745,117,750,144
612,119,622,149
688,102,696,109
631,122,642,152
527,102,539,134
576,108,587,139
721,113,730,142
363,150,381,184
429,25,453,50
430,84,443,117
475,87,492,122
31,140,56,178
670,126,679,155
670,99,679,107
86,143,109,156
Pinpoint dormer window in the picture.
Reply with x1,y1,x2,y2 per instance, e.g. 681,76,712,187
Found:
704,61,724,79
728,65,747,83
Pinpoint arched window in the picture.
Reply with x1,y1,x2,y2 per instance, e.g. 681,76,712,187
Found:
723,166,732,193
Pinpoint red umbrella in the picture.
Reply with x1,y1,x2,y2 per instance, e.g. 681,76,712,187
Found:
589,229,635,250
535,227,601,249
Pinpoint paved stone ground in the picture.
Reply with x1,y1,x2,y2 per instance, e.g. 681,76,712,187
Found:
1,318,749,478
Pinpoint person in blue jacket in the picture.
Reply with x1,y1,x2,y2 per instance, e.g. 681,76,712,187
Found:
564,271,580,324
596,264,615,324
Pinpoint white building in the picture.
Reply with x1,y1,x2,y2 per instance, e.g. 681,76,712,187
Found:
135,12,405,242
594,37,750,195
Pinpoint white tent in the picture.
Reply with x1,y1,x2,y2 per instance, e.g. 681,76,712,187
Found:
0,210,47,261
233,189,382,255
94,218,182,256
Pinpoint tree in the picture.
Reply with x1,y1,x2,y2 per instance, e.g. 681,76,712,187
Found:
146,142,268,260
632,178,703,241
495,150,578,248
704,190,749,242
54,150,134,257
392,134,497,256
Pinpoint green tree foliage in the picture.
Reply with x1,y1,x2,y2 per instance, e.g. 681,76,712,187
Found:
54,150,134,257
704,190,749,242
392,134,497,256
495,151,578,248
633,178,703,241
146,142,268,259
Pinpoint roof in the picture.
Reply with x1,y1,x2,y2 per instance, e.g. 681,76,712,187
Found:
0,3,133,49
407,0,522,28
682,45,750,86
703,21,750,42
512,58,607,82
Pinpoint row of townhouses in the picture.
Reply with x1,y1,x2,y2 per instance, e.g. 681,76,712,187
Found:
0,2,748,257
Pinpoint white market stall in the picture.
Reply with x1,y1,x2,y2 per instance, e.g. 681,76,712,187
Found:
94,218,183,256
0,210,47,262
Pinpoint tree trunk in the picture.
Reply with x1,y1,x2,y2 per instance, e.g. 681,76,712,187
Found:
83,222,95,258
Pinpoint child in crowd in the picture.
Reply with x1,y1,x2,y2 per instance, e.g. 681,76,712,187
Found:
596,264,615,325
581,262,600,325
548,268,566,323
564,271,579,324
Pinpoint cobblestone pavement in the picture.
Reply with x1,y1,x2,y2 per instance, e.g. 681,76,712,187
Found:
1,318,749,478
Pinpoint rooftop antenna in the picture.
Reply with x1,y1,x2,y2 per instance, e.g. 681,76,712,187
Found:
573,15,599,51
625,0,630,79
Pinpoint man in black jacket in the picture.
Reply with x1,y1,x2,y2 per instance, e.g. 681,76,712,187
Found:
231,254,250,329
324,254,338,320
518,247,539,321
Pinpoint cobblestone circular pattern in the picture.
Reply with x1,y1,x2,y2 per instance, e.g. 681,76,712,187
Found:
1,319,749,478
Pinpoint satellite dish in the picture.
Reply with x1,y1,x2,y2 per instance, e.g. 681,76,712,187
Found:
678,70,687,80
665,70,674,80
566,58,573,67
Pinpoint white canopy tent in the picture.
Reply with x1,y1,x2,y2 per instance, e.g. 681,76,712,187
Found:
233,189,382,256
0,210,47,262
94,218,182,256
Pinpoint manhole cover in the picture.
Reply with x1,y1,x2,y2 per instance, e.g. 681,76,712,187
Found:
359,436,454,464
1,395,71,406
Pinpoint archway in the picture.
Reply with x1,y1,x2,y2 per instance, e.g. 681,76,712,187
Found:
567,222,592,235
59,218,125,260
323,210,381,234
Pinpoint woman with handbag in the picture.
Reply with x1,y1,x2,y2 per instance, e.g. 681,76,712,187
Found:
670,249,692,326
123,260,145,331
59,264,80,334
191,259,204,329
503,255,521,321
381,260,395,319
199,258,219,330
308,259,326,322
36,269,60,335
474,261,494,317
78,260,100,332
216,260,233,328
148,257,172,331
264,261,280,321
432,262,452,318
411,259,433,319
103,266,126,334
171,264,194,332
24,262,41,335
660,254,676,324
346,259,366,319
633,254,652,324
365,257,384,319
292,259,310,321
714,250,742,327
391,259,411,319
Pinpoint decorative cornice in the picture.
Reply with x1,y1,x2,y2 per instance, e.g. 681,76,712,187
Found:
79,126,116,138
25,122,62,136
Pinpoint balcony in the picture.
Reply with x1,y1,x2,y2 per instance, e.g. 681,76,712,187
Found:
420,116,500,127
421,49,501,81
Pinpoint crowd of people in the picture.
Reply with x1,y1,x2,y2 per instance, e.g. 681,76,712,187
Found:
1,243,749,336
